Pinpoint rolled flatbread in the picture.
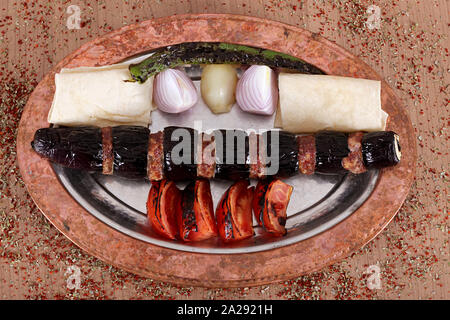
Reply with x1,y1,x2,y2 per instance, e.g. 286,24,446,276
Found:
48,64,154,127
277,74,387,133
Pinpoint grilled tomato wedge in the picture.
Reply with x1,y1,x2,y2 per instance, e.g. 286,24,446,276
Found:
252,179,293,236
146,180,181,240
179,179,217,241
216,180,254,241
252,180,270,226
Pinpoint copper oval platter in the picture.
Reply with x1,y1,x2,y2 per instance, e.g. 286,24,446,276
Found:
16,14,416,287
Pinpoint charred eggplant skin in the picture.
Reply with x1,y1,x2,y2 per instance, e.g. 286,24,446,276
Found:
129,42,325,83
362,131,401,169
31,126,103,172
263,131,299,178
163,126,198,181
214,129,249,181
314,131,349,174
111,126,150,179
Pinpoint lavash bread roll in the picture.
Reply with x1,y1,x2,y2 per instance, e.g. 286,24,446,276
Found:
48,64,155,127
276,74,388,133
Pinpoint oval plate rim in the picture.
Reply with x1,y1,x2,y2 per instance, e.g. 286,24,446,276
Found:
16,13,416,288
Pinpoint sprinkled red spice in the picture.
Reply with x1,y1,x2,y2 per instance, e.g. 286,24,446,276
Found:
0,0,447,300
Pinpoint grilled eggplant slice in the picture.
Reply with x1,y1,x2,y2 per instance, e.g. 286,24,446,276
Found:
314,131,349,174
214,129,249,181
129,42,325,83
111,126,149,179
32,126,103,172
262,130,299,178
163,126,198,181
362,131,401,169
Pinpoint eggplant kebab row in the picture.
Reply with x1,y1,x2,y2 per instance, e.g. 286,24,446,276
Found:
31,125,402,181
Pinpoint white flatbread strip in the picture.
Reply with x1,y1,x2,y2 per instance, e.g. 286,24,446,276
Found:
277,73,387,133
48,64,154,127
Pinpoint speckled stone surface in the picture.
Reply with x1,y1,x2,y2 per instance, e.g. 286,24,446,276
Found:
16,14,416,287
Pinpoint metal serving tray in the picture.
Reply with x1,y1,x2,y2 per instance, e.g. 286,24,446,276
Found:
53,64,379,254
